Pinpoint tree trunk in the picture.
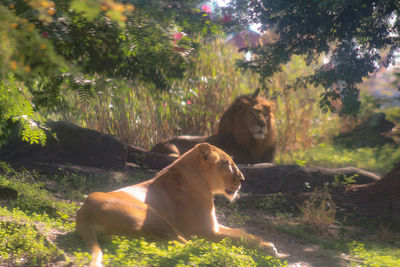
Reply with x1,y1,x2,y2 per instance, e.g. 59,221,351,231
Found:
333,162,400,224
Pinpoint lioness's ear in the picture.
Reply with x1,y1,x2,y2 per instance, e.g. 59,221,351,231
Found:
196,143,217,163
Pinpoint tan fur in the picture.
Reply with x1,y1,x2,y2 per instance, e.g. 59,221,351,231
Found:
151,93,277,164
76,143,277,267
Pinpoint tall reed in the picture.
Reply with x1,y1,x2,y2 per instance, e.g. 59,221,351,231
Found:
265,55,340,162
52,38,339,158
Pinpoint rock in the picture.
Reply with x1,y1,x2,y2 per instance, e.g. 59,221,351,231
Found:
0,121,127,168
332,162,400,224
126,145,176,170
238,163,380,194
0,120,380,193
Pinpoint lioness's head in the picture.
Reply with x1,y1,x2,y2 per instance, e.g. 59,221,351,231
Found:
194,143,244,201
218,90,276,142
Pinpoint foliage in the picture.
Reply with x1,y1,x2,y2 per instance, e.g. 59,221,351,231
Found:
1,0,219,88
0,5,64,79
10,0,229,94
0,0,227,145
230,0,400,115
0,76,46,146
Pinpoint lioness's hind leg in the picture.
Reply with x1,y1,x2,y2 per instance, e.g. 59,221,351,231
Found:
77,222,103,267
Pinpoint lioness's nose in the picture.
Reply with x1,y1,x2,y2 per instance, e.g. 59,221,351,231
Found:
232,164,245,182
258,120,266,127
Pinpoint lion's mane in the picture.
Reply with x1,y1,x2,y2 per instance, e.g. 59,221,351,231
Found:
151,90,277,164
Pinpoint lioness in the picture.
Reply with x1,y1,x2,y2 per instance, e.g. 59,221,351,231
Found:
76,143,277,267
150,89,277,164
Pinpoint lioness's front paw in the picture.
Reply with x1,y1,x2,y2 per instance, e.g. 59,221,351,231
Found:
260,241,278,256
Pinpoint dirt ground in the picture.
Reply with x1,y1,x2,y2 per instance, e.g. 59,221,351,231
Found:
226,211,350,267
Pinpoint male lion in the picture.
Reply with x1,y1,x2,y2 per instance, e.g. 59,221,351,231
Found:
151,89,277,164
76,143,277,267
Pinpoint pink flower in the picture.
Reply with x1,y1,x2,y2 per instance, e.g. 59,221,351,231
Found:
222,14,231,23
173,32,183,44
42,31,49,38
186,100,192,105
173,32,183,41
201,5,211,14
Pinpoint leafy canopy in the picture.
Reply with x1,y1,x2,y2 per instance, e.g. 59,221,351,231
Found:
230,0,400,115
0,0,225,144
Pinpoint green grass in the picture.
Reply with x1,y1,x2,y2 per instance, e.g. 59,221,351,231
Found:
350,241,400,267
0,207,63,266
0,166,78,227
72,237,287,267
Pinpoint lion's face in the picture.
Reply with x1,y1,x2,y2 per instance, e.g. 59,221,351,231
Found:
245,102,272,140
195,143,244,201
218,95,276,145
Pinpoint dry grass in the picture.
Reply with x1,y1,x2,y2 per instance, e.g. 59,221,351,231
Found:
299,189,337,236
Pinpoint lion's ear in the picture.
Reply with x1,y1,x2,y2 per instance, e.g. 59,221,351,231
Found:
196,143,218,163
